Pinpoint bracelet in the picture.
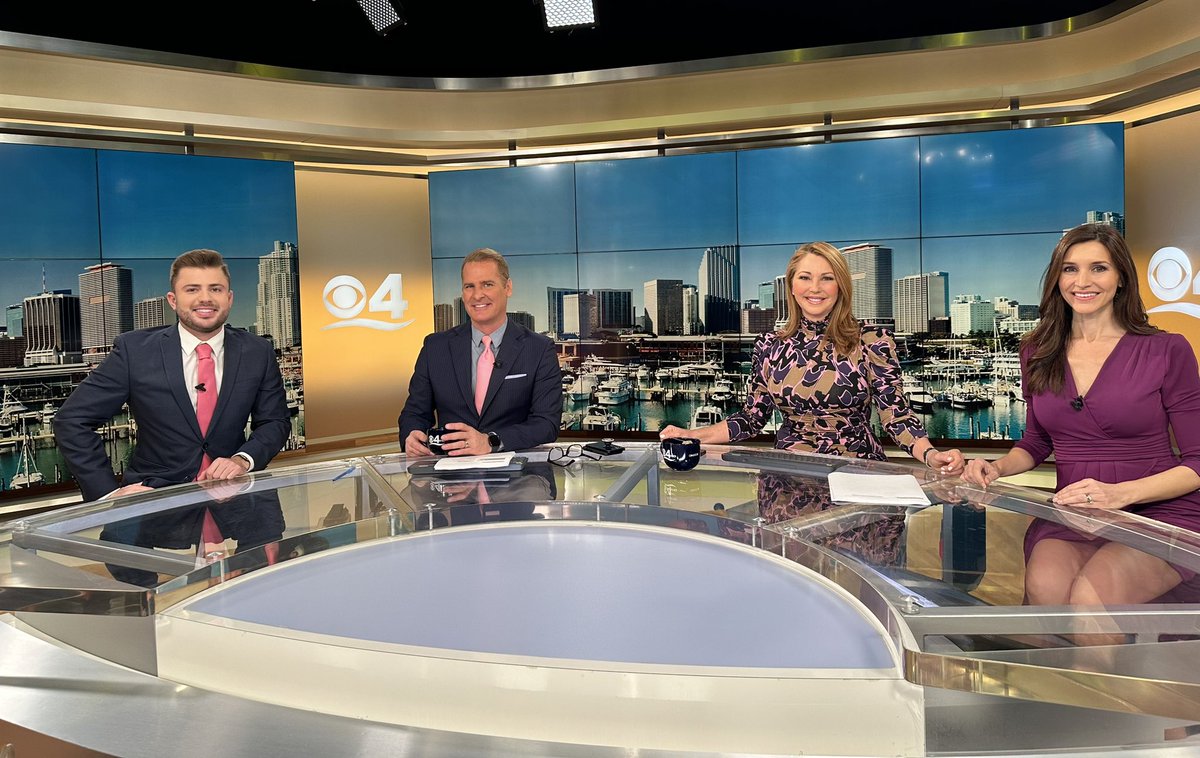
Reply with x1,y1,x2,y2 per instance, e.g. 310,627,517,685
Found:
922,447,937,466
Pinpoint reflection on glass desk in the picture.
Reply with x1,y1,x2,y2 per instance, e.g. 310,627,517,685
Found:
2,443,1200,757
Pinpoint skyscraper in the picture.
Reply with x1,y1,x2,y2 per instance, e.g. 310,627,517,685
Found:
433,302,455,332
79,262,133,365
893,271,949,333
1086,210,1125,236
682,285,699,335
841,243,893,323
134,295,175,330
698,244,740,333
592,289,633,330
23,290,82,366
773,274,789,323
508,311,536,332
757,281,774,310
562,292,596,338
5,303,23,338
950,294,994,335
643,279,683,335
546,287,585,337
256,240,301,348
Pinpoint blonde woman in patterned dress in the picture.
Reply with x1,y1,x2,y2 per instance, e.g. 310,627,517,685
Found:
660,242,964,562
660,241,963,472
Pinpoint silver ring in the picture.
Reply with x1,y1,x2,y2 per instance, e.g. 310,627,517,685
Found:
1085,493,1093,504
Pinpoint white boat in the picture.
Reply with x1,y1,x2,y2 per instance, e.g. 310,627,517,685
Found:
0,387,27,434
691,405,723,427
708,379,735,403
595,377,632,405
10,422,44,489
903,378,936,413
566,376,593,402
948,390,992,410
580,404,622,432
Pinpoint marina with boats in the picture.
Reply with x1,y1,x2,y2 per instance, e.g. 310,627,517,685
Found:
558,348,1029,441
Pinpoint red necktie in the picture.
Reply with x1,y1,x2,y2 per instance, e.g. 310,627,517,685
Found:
195,342,217,475
474,335,493,414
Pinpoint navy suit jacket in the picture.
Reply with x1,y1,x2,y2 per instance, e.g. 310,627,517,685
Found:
398,321,562,452
54,325,290,502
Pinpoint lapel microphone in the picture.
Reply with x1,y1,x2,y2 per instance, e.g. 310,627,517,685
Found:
1071,395,1084,411
195,383,207,392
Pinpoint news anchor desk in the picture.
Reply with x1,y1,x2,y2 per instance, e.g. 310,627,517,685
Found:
1,444,1198,757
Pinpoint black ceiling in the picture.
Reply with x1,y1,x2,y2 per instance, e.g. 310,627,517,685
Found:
0,1,1128,80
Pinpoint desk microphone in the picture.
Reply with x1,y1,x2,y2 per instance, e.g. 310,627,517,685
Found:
1071,395,1084,411
195,383,207,392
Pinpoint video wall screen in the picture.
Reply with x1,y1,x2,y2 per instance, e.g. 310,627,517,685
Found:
0,143,303,499
428,122,1125,445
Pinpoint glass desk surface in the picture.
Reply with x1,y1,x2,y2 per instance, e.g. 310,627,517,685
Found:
2,443,1200,757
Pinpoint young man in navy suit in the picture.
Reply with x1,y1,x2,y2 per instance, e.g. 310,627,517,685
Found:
55,249,290,502
399,248,562,456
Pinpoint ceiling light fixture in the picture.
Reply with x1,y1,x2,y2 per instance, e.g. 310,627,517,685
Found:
357,0,406,35
541,0,596,30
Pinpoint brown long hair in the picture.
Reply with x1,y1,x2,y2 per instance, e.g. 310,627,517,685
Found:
777,242,861,357
1023,223,1158,394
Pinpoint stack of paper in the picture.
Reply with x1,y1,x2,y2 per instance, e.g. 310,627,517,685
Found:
827,472,930,506
433,452,515,471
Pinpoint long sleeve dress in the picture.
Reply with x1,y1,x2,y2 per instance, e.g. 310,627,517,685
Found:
726,317,927,459
1014,331,1200,587
728,318,929,564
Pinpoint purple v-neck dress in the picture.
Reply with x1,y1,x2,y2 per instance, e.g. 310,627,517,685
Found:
1014,332,1200,578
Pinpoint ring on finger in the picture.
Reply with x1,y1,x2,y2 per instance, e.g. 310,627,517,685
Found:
1085,493,1093,504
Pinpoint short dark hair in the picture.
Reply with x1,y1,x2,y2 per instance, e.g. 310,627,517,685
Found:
461,248,510,281
170,249,231,288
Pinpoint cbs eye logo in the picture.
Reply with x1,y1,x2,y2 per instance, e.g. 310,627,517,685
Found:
1147,247,1200,320
322,274,414,331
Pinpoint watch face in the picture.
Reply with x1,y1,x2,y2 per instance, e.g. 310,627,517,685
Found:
488,432,501,450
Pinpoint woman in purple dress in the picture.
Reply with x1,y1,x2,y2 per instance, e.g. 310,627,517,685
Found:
963,224,1200,608
660,242,964,472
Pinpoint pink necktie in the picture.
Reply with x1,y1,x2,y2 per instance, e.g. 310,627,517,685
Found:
474,335,493,414
195,342,217,475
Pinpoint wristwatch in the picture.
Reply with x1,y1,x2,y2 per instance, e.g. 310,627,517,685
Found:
487,431,503,452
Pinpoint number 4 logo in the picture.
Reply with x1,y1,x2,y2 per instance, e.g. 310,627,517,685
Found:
322,274,415,331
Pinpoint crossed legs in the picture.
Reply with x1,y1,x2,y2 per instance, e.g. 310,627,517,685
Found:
1025,538,1183,645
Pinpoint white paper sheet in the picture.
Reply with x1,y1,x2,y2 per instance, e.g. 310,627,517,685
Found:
826,471,931,506
433,452,516,471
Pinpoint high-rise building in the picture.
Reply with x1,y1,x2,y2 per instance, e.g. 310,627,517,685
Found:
950,294,995,335
135,295,174,330
592,289,633,330
23,290,82,366
1086,210,1125,236
740,306,776,334
433,303,455,332
0,336,26,369
698,244,739,333
79,262,133,364
757,282,774,311
893,271,949,333
682,285,699,335
454,297,468,326
562,292,596,338
643,279,683,335
256,240,301,347
5,304,22,338
508,311,535,332
546,287,585,337
841,243,893,323
773,274,789,321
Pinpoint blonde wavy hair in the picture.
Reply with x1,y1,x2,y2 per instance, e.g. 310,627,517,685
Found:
777,242,860,357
